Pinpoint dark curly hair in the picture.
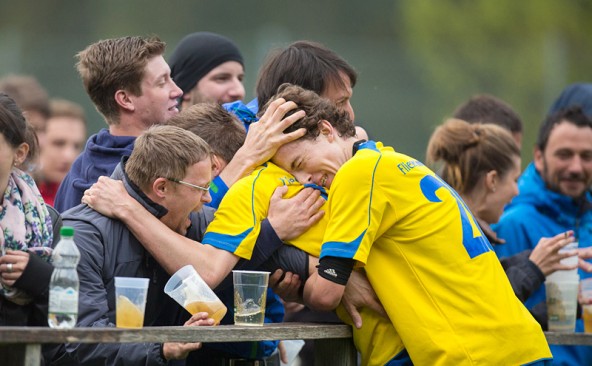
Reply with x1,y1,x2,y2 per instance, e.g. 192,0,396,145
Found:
261,83,355,141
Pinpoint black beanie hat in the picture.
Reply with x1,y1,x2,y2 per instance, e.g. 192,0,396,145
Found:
169,32,244,95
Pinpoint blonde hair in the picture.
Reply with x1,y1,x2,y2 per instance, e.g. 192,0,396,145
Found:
126,125,212,190
426,119,520,195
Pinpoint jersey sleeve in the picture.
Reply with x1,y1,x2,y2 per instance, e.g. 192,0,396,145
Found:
202,167,274,260
320,151,389,264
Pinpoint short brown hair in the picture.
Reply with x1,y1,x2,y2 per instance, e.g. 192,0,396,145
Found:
452,94,522,134
255,41,357,111
0,74,50,117
166,103,245,164
262,83,355,140
536,105,592,152
49,98,87,125
126,125,212,190
426,119,520,195
0,74,50,134
76,36,165,125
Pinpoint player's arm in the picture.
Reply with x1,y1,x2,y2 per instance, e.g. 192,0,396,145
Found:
217,98,306,188
303,256,356,311
82,176,238,288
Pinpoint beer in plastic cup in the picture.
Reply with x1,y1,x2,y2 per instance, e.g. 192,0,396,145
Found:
232,270,269,326
115,277,149,329
546,276,579,332
580,278,592,333
164,265,227,324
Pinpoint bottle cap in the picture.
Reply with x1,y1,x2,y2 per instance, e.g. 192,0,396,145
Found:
60,226,74,237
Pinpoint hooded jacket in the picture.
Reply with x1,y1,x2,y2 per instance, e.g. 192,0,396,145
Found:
49,163,213,365
548,83,592,118
53,129,135,213
494,163,592,366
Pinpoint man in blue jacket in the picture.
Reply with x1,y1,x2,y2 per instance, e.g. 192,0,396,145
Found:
54,36,183,212
494,105,592,365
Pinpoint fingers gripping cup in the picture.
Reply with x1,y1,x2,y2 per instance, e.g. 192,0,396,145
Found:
164,265,227,325
232,270,270,326
115,277,149,329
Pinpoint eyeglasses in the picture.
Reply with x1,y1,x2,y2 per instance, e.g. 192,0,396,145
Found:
167,178,210,192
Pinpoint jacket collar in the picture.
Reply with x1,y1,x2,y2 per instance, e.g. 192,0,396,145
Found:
111,157,168,219
510,163,592,225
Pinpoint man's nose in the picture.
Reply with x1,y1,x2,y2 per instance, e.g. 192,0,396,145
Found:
344,102,355,122
294,172,312,184
567,155,584,175
228,80,245,100
202,190,212,204
64,146,79,163
171,80,183,99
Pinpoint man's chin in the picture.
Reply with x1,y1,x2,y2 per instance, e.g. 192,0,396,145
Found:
560,182,587,199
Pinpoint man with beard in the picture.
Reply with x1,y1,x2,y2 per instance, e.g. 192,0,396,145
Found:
494,105,592,365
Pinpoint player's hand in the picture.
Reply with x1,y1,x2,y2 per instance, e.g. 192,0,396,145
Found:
268,186,325,241
237,98,306,167
82,176,131,219
341,270,387,329
269,269,302,302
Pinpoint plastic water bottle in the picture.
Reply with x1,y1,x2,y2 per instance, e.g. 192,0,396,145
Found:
48,226,80,328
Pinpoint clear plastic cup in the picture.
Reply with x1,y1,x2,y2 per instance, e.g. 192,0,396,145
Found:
546,277,579,332
114,277,149,329
584,305,592,333
547,241,579,282
560,241,579,266
580,278,592,333
232,270,269,326
164,265,227,325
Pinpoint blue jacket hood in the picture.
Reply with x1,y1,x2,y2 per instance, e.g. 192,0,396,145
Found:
54,128,135,212
548,83,592,118
223,98,259,130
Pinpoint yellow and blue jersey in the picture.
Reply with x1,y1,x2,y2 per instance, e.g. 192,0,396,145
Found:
203,161,407,366
202,162,326,258
321,140,552,365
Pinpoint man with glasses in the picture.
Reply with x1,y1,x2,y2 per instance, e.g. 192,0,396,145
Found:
168,177,211,192
48,126,216,365
164,102,313,366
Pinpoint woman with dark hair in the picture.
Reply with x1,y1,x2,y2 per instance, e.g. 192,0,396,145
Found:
0,92,61,363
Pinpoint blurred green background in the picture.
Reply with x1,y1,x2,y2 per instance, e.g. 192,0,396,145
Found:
1,0,590,164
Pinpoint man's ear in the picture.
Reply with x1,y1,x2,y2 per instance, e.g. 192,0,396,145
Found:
211,155,226,177
534,148,544,173
319,120,334,141
114,89,135,112
152,177,169,198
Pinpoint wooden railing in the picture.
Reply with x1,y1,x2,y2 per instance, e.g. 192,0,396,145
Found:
0,323,356,366
2,324,592,366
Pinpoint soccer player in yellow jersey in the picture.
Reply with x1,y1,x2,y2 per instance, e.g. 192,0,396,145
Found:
203,160,407,366
268,84,553,365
